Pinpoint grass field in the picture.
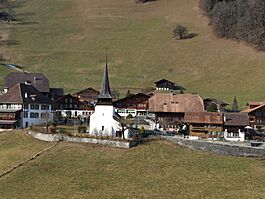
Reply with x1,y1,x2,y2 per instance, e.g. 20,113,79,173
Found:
0,130,52,172
1,131,265,198
1,0,265,107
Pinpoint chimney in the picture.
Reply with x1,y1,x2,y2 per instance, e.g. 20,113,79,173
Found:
25,80,31,85
3,87,8,93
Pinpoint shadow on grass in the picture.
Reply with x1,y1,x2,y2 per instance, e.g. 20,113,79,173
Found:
175,33,198,40
17,21,39,25
1,40,20,46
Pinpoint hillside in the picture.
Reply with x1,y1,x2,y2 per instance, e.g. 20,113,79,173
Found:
1,131,265,198
1,0,265,107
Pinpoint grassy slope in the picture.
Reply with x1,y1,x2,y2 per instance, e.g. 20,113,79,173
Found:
2,0,265,107
0,130,52,172
1,136,265,198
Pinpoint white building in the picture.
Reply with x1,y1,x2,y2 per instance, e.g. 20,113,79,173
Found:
0,83,53,129
89,62,121,137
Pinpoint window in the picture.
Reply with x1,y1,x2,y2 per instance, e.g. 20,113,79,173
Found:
24,104,29,109
24,112,28,118
41,105,49,110
102,126,104,131
41,113,49,118
30,112,39,118
30,104,39,110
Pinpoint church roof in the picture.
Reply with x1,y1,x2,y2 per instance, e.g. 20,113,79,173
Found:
98,64,112,100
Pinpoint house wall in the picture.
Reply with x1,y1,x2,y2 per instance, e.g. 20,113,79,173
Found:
155,112,184,130
22,104,53,128
189,124,223,138
115,108,147,117
59,109,94,118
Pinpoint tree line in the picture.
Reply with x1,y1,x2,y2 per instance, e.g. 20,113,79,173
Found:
200,0,265,50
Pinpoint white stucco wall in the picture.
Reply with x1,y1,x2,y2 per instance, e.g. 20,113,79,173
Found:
21,104,53,128
59,109,94,118
89,105,120,137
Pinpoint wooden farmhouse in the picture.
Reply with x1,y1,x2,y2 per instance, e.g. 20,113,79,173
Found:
184,112,223,138
55,94,94,122
4,72,64,100
149,93,205,130
204,98,229,112
154,79,185,92
113,93,150,117
223,112,249,138
242,102,265,127
74,87,99,105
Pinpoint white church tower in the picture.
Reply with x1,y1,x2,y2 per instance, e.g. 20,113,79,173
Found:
89,55,120,137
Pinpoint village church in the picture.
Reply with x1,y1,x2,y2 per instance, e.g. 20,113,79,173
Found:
89,59,121,137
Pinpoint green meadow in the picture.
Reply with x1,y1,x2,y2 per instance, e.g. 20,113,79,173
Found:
1,0,265,107
1,131,265,198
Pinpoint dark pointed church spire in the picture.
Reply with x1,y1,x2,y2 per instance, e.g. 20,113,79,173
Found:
97,49,112,105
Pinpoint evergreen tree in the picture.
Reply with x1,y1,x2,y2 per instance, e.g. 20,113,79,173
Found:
232,96,239,112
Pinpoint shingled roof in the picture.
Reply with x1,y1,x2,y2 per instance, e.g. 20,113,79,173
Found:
184,112,223,125
0,83,52,104
224,112,249,126
4,72,50,93
149,93,205,113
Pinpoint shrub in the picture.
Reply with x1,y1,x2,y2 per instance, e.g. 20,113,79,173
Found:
140,126,145,134
77,125,87,133
126,114,133,119
48,124,56,134
173,24,188,39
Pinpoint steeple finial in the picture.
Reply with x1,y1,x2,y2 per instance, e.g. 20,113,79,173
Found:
105,47,108,67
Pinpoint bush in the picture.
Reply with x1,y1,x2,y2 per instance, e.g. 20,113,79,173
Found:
173,25,188,39
48,124,56,134
140,126,145,134
77,125,87,133
126,114,133,119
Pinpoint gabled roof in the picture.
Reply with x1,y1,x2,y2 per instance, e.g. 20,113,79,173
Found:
155,79,175,85
0,83,52,104
184,112,223,125
113,93,150,104
224,113,249,126
246,101,264,107
204,98,229,106
74,87,99,95
4,72,50,93
149,93,204,113
242,102,265,113
154,79,186,90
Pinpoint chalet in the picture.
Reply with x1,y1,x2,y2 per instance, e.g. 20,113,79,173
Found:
55,94,94,120
246,101,264,109
4,72,64,100
0,83,53,129
204,98,229,112
154,79,185,91
184,112,223,138
74,87,99,105
149,93,205,130
242,102,265,127
223,112,249,141
113,93,150,117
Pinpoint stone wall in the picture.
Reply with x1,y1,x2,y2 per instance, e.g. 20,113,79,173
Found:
165,137,265,157
28,131,138,149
